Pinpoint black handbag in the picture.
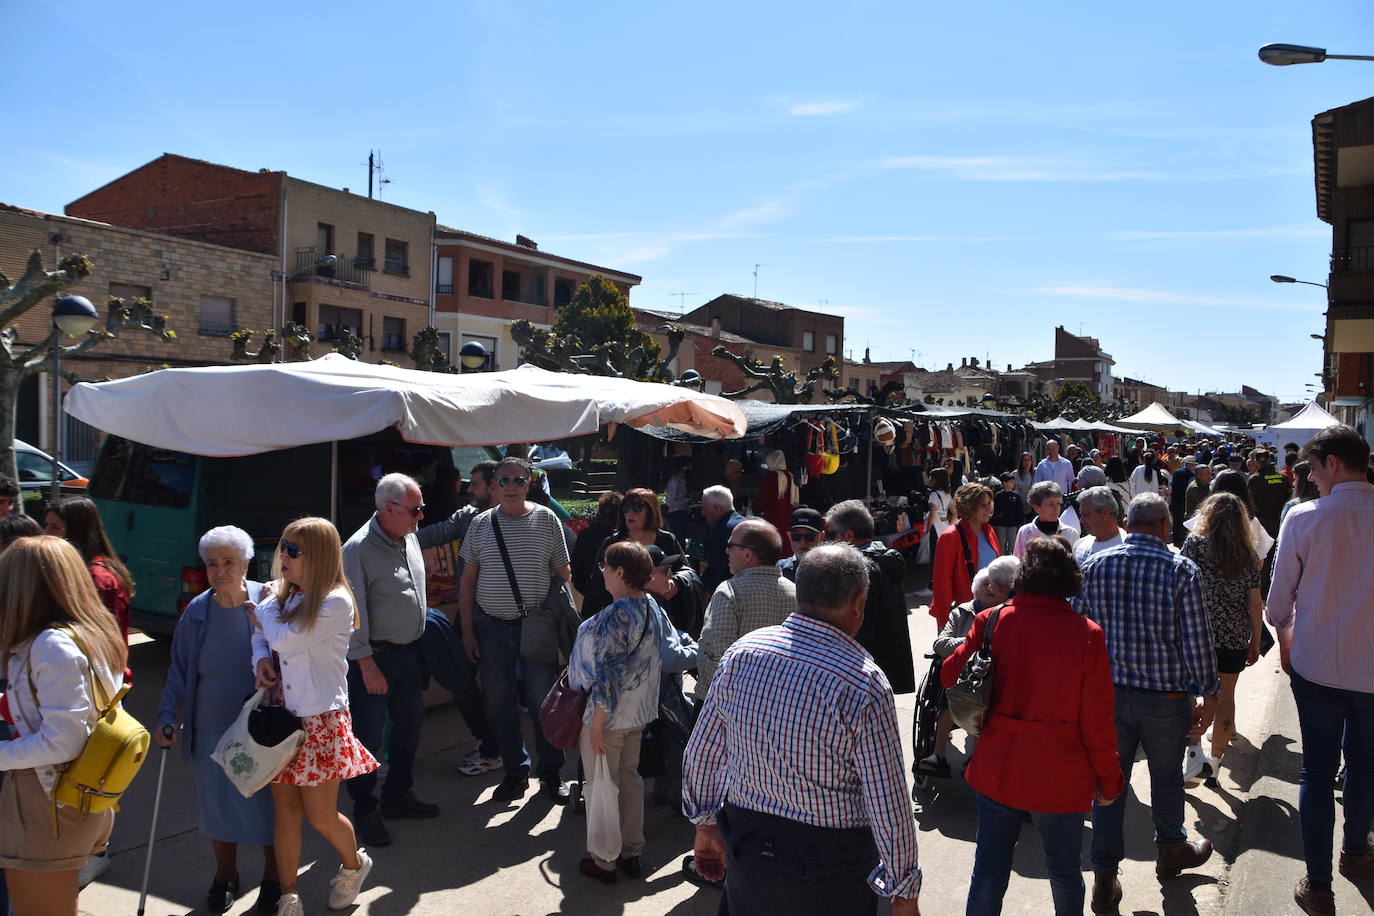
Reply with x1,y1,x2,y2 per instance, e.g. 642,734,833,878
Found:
945,604,1006,737
490,514,578,663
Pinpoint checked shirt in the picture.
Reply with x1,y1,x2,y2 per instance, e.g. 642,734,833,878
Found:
683,613,922,899
693,564,796,700
1073,532,1219,697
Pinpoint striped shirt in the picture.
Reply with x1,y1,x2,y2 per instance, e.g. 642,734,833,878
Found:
1074,532,1219,697
460,503,570,620
694,564,796,699
683,613,921,899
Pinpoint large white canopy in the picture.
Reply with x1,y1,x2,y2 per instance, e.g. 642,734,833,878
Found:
1255,401,1341,448
65,354,747,456
1117,402,1187,431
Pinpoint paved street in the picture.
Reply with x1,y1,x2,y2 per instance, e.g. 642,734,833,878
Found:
79,593,1362,916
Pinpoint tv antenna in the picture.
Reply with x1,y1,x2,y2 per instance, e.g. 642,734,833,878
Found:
752,263,769,299
367,150,392,199
670,293,697,315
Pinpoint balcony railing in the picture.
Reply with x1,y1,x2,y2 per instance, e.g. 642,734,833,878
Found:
469,284,494,298
1331,246,1374,271
295,247,373,286
505,292,549,306
436,283,454,295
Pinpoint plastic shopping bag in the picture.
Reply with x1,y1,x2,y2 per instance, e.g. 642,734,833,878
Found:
211,687,304,797
586,754,622,864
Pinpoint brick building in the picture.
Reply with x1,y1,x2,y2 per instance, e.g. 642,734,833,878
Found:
1053,326,1114,401
434,228,640,371
0,203,276,465
680,295,844,379
66,153,435,364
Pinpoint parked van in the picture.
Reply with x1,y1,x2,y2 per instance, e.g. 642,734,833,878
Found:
88,429,499,635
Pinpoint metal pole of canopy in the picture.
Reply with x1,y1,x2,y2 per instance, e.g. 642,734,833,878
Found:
330,440,339,523
864,407,875,508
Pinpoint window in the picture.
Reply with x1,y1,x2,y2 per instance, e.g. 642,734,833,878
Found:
291,302,307,327
802,331,815,352
531,272,547,305
501,269,521,300
317,304,363,341
825,334,837,355
554,277,575,307
198,295,235,335
381,316,406,351
437,256,453,295
851,376,860,388
110,281,151,304
384,238,408,275
356,232,374,269
317,223,335,254
462,334,498,371
88,436,195,509
468,260,493,297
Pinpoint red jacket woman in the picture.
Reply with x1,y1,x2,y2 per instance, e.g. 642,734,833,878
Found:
941,580,1121,813
929,484,1000,629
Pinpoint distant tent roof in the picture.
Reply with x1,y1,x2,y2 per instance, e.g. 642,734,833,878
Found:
1117,402,1186,431
1183,419,1224,437
1255,401,1341,447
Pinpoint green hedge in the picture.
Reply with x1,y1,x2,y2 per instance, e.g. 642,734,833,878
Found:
560,498,600,521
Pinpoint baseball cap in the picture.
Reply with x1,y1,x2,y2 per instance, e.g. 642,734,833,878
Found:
644,544,682,568
1183,455,1198,466
788,507,824,532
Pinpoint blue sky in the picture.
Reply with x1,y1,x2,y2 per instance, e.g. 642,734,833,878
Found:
5,0,1372,402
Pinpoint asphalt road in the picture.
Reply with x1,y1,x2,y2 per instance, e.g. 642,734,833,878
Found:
76,588,1340,916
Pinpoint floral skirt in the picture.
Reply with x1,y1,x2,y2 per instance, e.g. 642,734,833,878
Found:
275,709,378,787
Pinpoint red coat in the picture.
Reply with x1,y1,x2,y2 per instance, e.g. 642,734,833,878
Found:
941,592,1121,813
929,521,1000,629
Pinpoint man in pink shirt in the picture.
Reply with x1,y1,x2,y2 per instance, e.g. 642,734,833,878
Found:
1267,425,1374,916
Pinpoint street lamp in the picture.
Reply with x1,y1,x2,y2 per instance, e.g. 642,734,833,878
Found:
1258,43,1374,66
458,340,488,372
49,295,100,501
1270,275,1328,289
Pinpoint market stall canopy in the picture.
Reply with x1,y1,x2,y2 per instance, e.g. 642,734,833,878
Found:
65,354,748,455
634,400,878,443
1116,402,1187,431
1182,419,1224,437
1255,401,1341,448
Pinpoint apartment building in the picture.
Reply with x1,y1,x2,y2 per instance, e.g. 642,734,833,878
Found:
681,295,844,379
1053,326,1114,401
66,153,434,364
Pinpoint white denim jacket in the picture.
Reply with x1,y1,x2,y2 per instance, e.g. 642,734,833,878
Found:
0,629,122,798
250,587,355,718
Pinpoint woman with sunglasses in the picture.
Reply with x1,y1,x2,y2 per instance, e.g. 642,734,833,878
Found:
578,488,688,618
248,518,377,916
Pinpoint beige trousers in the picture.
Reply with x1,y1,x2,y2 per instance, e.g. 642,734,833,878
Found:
579,723,645,869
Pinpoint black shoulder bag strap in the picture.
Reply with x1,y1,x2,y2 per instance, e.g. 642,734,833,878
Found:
984,603,1005,653
955,523,977,583
489,515,528,617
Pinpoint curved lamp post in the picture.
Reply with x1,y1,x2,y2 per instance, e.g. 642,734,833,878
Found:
1258,43,1374,66
49,295,100,501
458,340,488,372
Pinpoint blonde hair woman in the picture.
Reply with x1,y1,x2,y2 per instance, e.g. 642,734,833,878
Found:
0,537,127,916
248,518,377,916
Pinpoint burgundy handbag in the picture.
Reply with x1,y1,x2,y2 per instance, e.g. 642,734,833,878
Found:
539,606,651,749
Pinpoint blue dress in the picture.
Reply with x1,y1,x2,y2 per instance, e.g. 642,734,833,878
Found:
191,599,274,846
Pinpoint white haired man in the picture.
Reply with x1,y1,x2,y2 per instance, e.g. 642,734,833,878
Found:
700,484,744,594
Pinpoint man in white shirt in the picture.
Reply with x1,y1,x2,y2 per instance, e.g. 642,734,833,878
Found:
1034,439,1075,493
1073,486,1126,565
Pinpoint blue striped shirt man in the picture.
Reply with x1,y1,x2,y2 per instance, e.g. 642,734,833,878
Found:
1074,532,1220,698
683,612,922,899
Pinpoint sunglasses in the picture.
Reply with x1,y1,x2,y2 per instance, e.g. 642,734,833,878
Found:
622,500,649,512
789,530,819,542
279,539,303,559
497,476,529,488
389,500,426,518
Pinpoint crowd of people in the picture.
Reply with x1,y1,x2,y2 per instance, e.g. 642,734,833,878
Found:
0,423,1370,915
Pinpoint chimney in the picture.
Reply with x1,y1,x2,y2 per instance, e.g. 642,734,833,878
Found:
971,357,980,369
946,362,954,372
515,234,538,250
863,347,871,364
711,317,721,339
1007,363,1012,372
961,357,967,368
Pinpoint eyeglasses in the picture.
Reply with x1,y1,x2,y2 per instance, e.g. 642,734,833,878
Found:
279,539,303,559
497,476,529,488
597,562,607,572
789,530,819,542
622,500,648,512
725,541,751,552
389,500,426,518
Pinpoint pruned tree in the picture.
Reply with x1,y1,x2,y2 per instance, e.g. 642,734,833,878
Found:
409,326,455,373
0,250,175,489
230,323,315,362
711,348,838,403
824,378,908,406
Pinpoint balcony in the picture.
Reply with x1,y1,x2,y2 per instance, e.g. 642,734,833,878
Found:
504,292,549,307
436,283,454,295
468,284,494,299
1331,246,1374,271
295,247,373,286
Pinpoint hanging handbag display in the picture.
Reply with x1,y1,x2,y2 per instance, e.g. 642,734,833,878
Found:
945,604,1006,736
820,421,841,475
804,424,825,476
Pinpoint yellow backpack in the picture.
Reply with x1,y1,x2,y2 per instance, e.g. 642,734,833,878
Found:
27,627,150,838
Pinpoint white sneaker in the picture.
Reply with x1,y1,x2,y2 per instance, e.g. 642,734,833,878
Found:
458,746,502,776
328,848,372,910
275,892,304,916
77,851,111,888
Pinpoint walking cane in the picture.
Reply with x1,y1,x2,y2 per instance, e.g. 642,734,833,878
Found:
137,725,175,916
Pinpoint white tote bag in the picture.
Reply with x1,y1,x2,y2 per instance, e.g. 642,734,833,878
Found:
211,687,305,798
586,754,622,864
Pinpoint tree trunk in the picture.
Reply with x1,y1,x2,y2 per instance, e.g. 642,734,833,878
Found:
0,365,25,511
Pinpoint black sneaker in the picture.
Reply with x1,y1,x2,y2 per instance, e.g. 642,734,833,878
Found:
618,856,643,879
254,880,282,914
206,876,239,914
492,773,530,802
355,810,392,848
381,791,440,819
540,778,570,805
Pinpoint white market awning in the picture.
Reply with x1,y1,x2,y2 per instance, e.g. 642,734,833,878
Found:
1254,401,1342,448
65,354,747,456
1117,402,1187,431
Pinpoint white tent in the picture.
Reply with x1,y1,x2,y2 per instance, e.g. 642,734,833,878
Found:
65,354,747,456
1182,419,1224,437
1255,401,1341,449
1117,402,1187,431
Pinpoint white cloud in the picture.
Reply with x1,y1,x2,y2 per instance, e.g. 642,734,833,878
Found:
720,199,793,229
1034,283,1323,312
787,98,862,117
877,155,1177,182
1107,225,1327,241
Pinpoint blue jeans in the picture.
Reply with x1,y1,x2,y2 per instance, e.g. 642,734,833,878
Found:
418,608,498,757
967,793,1084,916
1290,668,1374,884
1091,686,1192,872
345,641,427,817
473,611,563,780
